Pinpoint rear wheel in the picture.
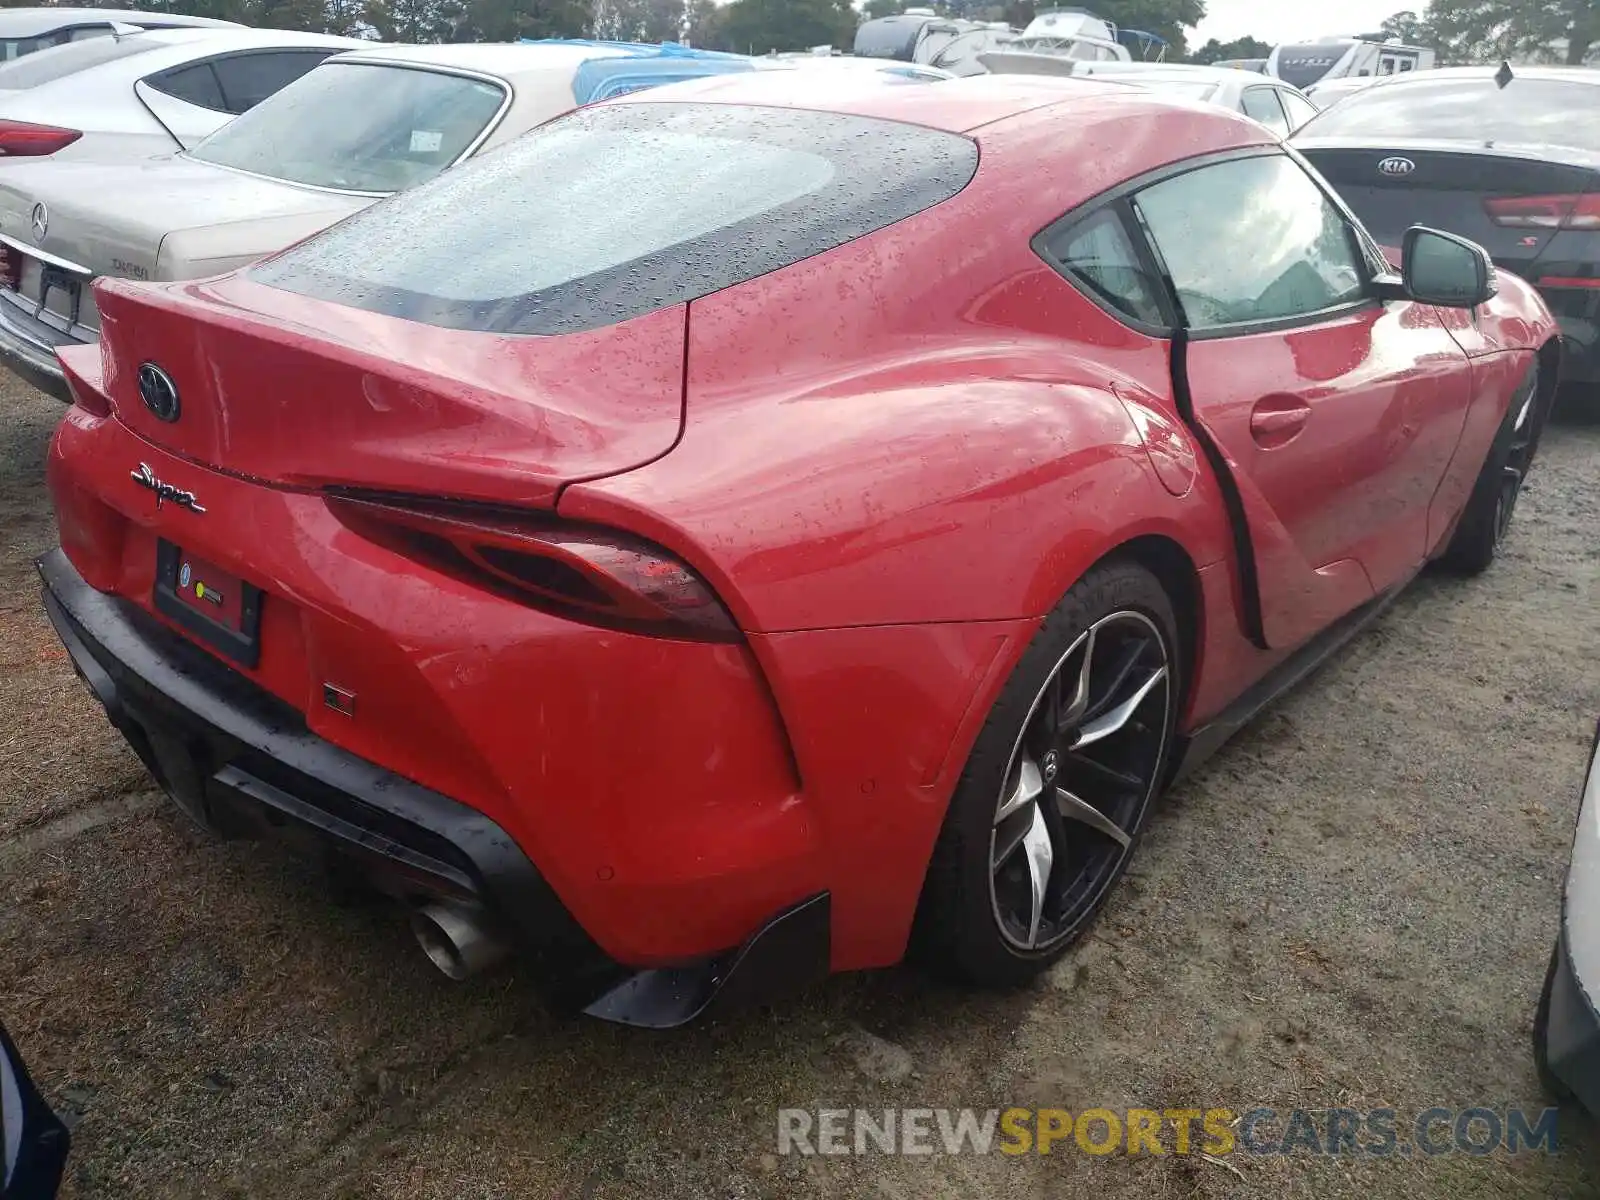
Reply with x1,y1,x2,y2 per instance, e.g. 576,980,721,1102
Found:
1440,358,1546,575
915,560,1180,987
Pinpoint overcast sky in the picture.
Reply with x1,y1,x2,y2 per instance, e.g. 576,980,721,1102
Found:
1192,0,1411,45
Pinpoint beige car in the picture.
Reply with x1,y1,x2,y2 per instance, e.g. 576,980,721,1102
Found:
0,40,766,399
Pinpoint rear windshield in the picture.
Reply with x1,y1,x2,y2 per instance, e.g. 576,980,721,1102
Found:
189,62,507,193
1296,77,1600,153
251,103,979,336
0,32,159,86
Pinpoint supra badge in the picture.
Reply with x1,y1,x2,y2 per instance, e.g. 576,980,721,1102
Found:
130,463,205,513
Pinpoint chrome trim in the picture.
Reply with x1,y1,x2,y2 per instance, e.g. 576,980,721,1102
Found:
0,233,92,276
179,61,514,200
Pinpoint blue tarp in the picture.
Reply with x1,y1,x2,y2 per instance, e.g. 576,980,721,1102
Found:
516,39,758,104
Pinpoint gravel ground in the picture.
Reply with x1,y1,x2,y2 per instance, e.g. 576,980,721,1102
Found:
1,373,1597,1199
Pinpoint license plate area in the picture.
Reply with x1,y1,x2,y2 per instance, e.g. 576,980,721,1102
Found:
153,539,263,668
39,265,80,322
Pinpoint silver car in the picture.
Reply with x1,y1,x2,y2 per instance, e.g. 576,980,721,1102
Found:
0,41,770,400
976,59,1323,135
0,27,363,162
0,7,242,60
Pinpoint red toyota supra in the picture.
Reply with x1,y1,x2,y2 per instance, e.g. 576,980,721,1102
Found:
39,74,1560,1026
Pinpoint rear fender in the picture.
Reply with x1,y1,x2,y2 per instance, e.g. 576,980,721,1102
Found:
561,366,1232,631
564,375,1249,970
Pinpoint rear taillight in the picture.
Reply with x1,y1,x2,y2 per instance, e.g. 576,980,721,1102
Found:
1484,193,1600,231
325,493,742,643
0,119,81,157
0,242,19,291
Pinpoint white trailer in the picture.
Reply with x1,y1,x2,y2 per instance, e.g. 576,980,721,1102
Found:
1267,37,1435,89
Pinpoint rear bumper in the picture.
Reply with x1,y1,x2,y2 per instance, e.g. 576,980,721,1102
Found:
1539,720,1600,1109
0,294,78,402
1537,284,1599,383
37,547,831,1025
1542,927,1600,1113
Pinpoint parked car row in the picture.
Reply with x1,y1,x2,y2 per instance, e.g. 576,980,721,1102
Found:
0,25,1591,1137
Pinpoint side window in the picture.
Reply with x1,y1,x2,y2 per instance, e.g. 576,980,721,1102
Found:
209,51,333,115
1277,89,1320,131
1134,154,1367,330
1239,87,1290,136
147,61,226,110
1040,207,1167,326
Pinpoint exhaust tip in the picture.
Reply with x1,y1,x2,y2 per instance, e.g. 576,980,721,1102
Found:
410,901,509,981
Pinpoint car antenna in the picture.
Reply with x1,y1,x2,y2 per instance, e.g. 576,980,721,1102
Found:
1494,59,1514,88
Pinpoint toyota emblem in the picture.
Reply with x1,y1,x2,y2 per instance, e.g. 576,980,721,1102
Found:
28,201,47,242
1378,157,1416,178
137,362,180,423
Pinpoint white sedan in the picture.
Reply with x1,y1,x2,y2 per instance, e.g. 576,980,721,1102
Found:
0,27,363,162
0,7,242,60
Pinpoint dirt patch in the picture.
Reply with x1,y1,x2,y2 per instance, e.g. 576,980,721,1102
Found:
1,374,1596,1198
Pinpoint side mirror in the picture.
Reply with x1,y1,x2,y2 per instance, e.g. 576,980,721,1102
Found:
1401,226,1497,308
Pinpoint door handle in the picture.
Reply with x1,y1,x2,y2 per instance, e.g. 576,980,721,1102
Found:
1249,397,1312,448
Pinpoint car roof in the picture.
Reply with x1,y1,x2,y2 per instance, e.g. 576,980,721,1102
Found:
0,27,361,94
0,8,242,36
1350,64,1600,87
613,70,1152,134
103,26,360,53
1080,63,1292,85
331,41,661,77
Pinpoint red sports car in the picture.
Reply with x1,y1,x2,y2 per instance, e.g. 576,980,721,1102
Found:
39,74,1561,1026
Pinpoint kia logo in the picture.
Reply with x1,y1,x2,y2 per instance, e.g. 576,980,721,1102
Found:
137,362,180,422
1378,156,1416,177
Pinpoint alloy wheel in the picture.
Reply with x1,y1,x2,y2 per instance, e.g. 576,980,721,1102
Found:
989,610,1172,952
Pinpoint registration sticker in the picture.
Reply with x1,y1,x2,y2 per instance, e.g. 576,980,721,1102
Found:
409,130,443,153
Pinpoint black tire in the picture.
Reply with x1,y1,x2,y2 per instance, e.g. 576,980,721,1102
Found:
1439,358,1547,575
913,559,1181,987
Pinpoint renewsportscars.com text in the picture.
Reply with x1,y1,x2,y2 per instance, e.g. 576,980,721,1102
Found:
777,1106,1560,1157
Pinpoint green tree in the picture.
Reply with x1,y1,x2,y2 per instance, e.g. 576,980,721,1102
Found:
1096,0,1206,61
1002,0,1035,27
362,0,455,41
1379,8,1426,43
445,0,589,40
1424,0,1600,65
683,0,722,44
709,0,857,54
1189,33,1269,63
592,0,686,42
